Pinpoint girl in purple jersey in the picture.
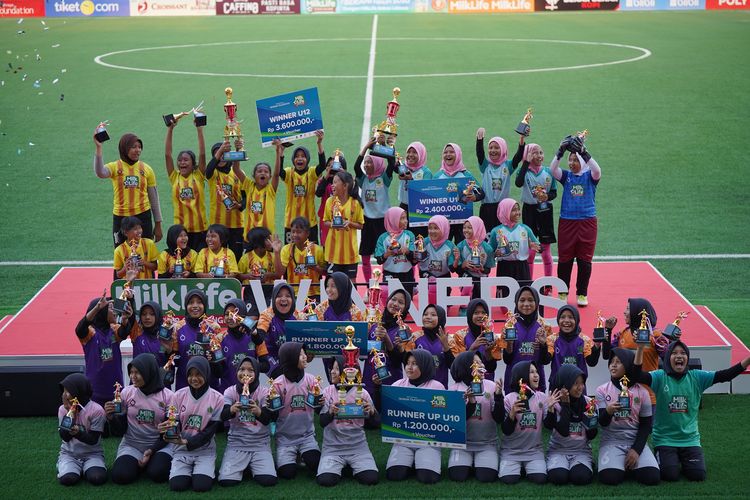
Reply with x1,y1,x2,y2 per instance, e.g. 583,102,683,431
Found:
218,299,268,392
131,301,168,365
403,304,454,389
546,305,600,391
256,283,298,378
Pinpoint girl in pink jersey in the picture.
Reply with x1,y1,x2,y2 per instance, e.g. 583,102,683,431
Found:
160,356,224,492
107,353,174,484
57,373,107,486
317,355,380,486
273,342,321,480
385,349,446,484
448,351,504,482
218,357,278,487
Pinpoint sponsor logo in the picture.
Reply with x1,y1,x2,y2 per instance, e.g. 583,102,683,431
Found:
185,413,203,430
431,395,447,408
217,0,300,14
305,0,337,12
124,175,140,188
545,0,559,8
0,0,45,17
290,394,306,409
623,0,655,7
706,0,748,7
668,395,689,413
519,411,537,429
136,409,155,423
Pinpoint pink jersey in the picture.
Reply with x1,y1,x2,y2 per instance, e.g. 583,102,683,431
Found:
171,386,224,453
121,385,173,451
320,384,374,454
501,391,547,460
273,373,318,447
392,378,446,390
450,380,499,450
547,397,595,454
57,400,106,457
596,381,652,447
223,384,271,450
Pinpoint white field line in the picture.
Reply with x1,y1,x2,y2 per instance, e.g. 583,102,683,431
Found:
360,15,378,148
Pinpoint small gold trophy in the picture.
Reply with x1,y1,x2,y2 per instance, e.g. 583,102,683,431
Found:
304,298,319,321
306,375,323,408
635,309,651,344
165,404,180,439
496,231,510,260
618,375,631,410
518,378,530,411
470,239,481,266
239,375,252,407
355,372,364,406
396,151,408,176
305,239,316,266
94,119,110,142
482,314,495,344
461,180,478,203
664,311,689,340
370,87,401,160
209,329,225,364
536,317,552,346
470,359,484,396
396,311,410,342
163,353,177,386
173,248,184,276
163,100,205,127
59,397,80,431
584,396,598,428
222,87,247,161
503,311,517,342
113,381,123,413
218,184,234,210
332,148,343,171
331,197,345,228
267,379,282,411
533,185,549,210
214,254,227,278
593,310,607,342
413,234,426,262
370,347,390,381
112,279,132,324
515,108,533,136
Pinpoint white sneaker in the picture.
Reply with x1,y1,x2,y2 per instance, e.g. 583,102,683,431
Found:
559,292,568,302
577,295,588,307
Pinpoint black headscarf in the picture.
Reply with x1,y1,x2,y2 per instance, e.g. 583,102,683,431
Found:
514,286,540,326
628,298,657,333
421,304,446,342
59,373,93,406
183,289,208,328
467,298,489,337
609,347,636,389
128,353,165,396
271,283,296,321
234,356,260,396
554,364,586,414
211,142,231,173
86,297,110,332
556,305,581,340
279,341,305,383
381,289,412,329
166,224,190,256
406,349,435,387
326,272,353,316
118,133,143,164
664,340,690,379
292,146,311,171
224,298,248,338
186,356,210,399
510,361,537,396
450,351,477,387
139,301,163,338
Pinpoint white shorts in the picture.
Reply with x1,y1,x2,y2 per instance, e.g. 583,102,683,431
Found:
448,447,499,471
219,448,276,481
317,451,378,477
275,436,320,468
546,452,593,472
169,452,217,479
598,444,658,471
57,453,106,478
499,455,546,478
386,445,442,474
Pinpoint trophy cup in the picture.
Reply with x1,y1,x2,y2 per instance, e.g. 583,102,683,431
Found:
481,315,495,344
304,239,316,266
518,379,530,411
618,375,631,410
369,347,391,382
209,329,225,363
470,359,485,396
396,152,408,176
635,310,651,344
515,108,533,137
389,233,402,253
413,235,426,262
163,353,177,386
366,269,382,325
461,180,479,204
495,231,511,260
94,120,110,143
229,309,257,332
267,379,283,411
173,248,184,276
164,404,180,439
163,100,204,127
533,185,549,211
663,311,688,340
537,317,552,346
395,311,410,342
218,185,234,209
337,326,366,419
369,87,401,160
198,314,212,345
305,376,323,408
584,397,598,428
113,381,123,414
112,280,132,325
503,311,518,342
59,397,80,431
302,298,319,321
331,198,345,228
470,239,481,266
239,375,252,407
331,149,342,172
222,87,247,161
593,310,607,343
213,255,226,277
128,238,143,271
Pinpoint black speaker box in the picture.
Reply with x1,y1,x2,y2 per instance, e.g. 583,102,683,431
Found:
0,365,84,417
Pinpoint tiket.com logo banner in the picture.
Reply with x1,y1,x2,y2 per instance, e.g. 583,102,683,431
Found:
46,0,130,16
535,0,619,9
131,0,216,15
216,0,300,14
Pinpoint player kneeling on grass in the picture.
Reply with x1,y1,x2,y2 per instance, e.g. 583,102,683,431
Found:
57,373,107,486
634,341,750,482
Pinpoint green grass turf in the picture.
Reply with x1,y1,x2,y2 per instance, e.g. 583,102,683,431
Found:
2,394,749,498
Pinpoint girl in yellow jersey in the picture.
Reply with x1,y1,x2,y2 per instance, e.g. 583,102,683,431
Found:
237,228,283,301
195,224,239,279
322,171,364,280
165,119,207,251
276,216,327,301
113,216,159,280
157,224,198,279
206,141,246,260
233,143,280,239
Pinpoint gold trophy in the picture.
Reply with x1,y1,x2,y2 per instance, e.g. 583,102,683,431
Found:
214,254,227,278
304,239,316,266
536,317,552,346
664,311,689,340
413,234,426,262
331,148,343,171
593,310,607,342
470,239,481,266
113,381,123,413
533,184,549,210
635,309,651,344
618,375,631,410
337,326,365,419
369,347,390,381
239,374,252,407
173,248,184,276
518,378,530,411
366,268,382,325
304,297,319,321
495,231,511,260
267,379,282,411
370,87,401,160
503,311,517,342
396,151,408,176
470,359,484,396
584,396,598,427
163,100,205,127
94,119,110,142
331,197,345,228
305,375,323,408
481,315,495,344
461,180,478,203
112,279,132,324
163,353,177,386
164,404,180,439
59,397,80,431
222,87,247,161
395,310,410,342
218,184,234,210
515,108,533,136
209,329,225,364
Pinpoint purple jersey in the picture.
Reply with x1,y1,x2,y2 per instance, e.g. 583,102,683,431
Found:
503,321,546,393
218,332,264,392
174,322,219,391
257,308,292,374
410,331,451,388
132,331,166,365
547,333,594,389
80,325,124,405
364,323,404,396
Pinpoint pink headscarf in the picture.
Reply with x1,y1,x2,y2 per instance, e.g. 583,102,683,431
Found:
365,154,386,181
406,141,427,172
496,198,519,228
428,215,450,249
487,137,508,166
522,143,543,174
384,207,405,238
440,143,466,177
466,216,487,246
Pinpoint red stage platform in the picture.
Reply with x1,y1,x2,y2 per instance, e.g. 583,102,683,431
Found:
0,263,747,393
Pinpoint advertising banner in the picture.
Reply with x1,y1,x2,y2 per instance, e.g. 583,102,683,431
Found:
407,178,474,227
535,0,619,10
256,87,324,147
447,0,533,12
619,0,704,8
705,0,745,8
381,385,467,449
46,0,130,16
283,321,369,356
0,0,45,17
336,0,413,13
301,0,337,12
130,0,216,16
216,0,300,14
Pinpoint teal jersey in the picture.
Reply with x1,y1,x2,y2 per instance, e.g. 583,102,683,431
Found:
479,159,514,204
358,172,392,219
456,239,493,277
374,230,415,274
650,369,715,447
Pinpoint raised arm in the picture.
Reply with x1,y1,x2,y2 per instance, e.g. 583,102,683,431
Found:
93,131,110,179
475,128,486,169
271,139,283,191
164,123,176,177
196,122,206,174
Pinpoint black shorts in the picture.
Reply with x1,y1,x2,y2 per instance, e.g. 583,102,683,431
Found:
522,202,556,244
113,210,153,247
479,202,500,233
496,259,530,282
328,263,358,280
655,446,706,481
359,216,386,256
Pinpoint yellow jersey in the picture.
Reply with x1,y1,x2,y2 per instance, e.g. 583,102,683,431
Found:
237,250,276,285
207,169,243,229
242,178,277,238
157,248,199,276
280,242,327,296
113,238,159,279
194,247,239,274
323,196,364,265
105,160,156,216
169,169,207,232
283,166,320,227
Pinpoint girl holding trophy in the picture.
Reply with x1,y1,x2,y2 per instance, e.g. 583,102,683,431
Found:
157,224,197,278
487,198,541,286
455,216,493,300
194,223,239,279
315,149,348,246
417,214,457,306
256,283,299,377
397,141,432,240
322,171,365,279
403,304,454,389
434,143,484,244
374,207,416,297
475,129,523,230
450,298,503,380
546,305,600,392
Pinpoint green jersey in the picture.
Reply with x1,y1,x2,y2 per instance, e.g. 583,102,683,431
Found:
649,369,715,447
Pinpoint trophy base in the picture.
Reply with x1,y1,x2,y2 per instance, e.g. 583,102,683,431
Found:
159,327,172,342
268,397,283,411
163,114,176,127
222,198,233,209
94,130,110,143
413,251,426,262
618,396,630,410
173,264,184,275
515,123,530,137
470,257,481,266
213,268,225,278
306,314,318,321
504,327,517,342
483,332,495,344
242,317,257,331
370,143,395,160
336,404,365,419
239,395,251,407
470,381,484,396
332,162,342,172
164,371,175,386
663,324,682,340
165,427,180,440
112,297,129,314
114,402,122,414
398,165,408,176
519,399,530,412
537,202,550,212
585,415,598,428
375,366,391,382
305,393,322,408
223,151,247,162
593,327,607,343
59,416,74,431
398,329,410,342
211,351,225,363
305,256,316,266
332,216,344,228
194,114,207,127
635,329,651,344
498,246,511,257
